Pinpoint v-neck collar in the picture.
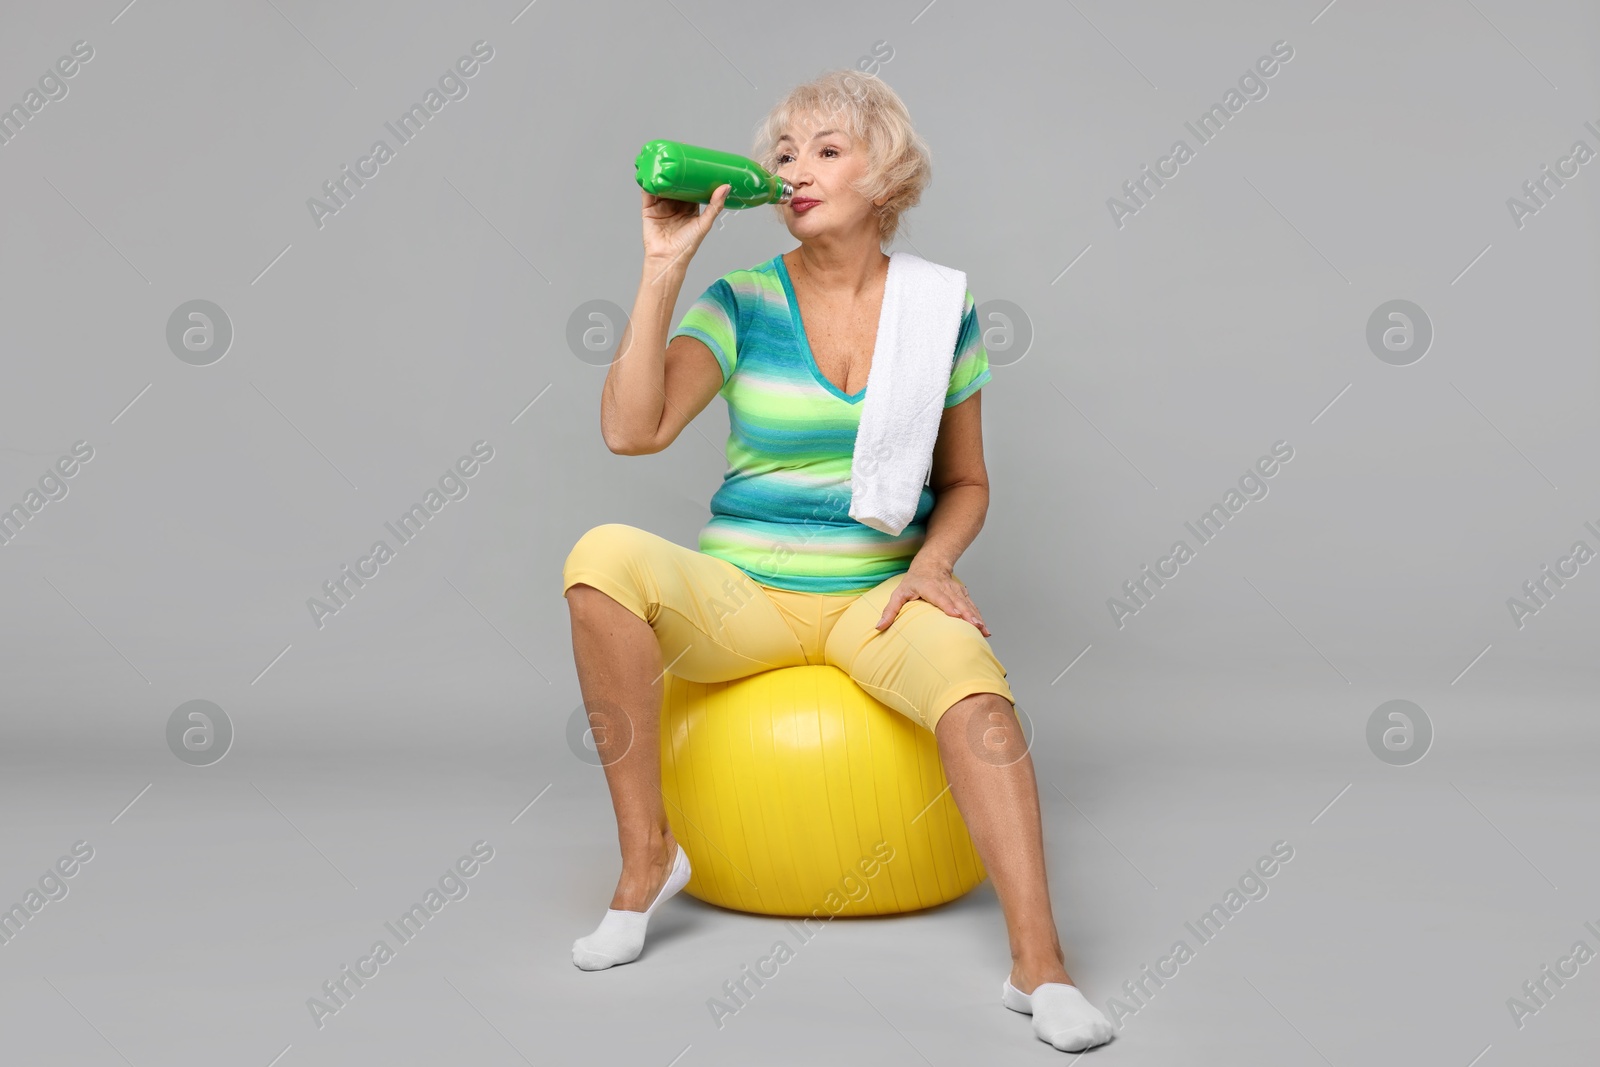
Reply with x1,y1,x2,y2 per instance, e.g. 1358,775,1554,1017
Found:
774,252,867,405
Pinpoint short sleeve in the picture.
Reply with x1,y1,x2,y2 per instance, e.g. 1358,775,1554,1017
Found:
668,277,738,386
944,289,992,407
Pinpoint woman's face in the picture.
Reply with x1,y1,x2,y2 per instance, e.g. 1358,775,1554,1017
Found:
773,114,883,242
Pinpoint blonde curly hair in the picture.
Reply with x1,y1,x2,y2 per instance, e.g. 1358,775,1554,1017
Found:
751,69,931,249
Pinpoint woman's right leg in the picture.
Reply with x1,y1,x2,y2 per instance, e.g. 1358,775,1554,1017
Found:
562,524,808,922
565,580,678,912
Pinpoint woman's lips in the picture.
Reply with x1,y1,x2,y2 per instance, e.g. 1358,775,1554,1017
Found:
791,198,820,212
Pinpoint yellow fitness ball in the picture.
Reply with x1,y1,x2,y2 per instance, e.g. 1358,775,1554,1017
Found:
658,664,987,917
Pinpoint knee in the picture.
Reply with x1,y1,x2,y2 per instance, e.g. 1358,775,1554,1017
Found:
933,692,1022,755
563,523,644,585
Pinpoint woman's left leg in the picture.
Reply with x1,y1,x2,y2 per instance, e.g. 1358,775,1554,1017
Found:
933,692,1073,990
823,577,1069,986
824,574,1114,1051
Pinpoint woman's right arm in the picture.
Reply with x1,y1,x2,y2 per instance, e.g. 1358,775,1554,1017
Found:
601,184,732,455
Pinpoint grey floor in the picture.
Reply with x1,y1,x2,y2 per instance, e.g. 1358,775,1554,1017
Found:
3,671,1595,1066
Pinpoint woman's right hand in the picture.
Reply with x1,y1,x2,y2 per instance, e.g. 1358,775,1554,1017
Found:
641,183,731,266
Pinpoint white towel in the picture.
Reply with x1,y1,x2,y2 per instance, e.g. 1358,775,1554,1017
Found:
848,251,968,536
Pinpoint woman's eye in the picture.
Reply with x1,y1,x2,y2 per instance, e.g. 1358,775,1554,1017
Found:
776,149,837,163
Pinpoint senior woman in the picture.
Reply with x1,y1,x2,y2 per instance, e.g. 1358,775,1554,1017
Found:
563,71,1114,1054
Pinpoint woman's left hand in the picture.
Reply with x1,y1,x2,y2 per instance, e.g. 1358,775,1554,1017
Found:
875,568,991,636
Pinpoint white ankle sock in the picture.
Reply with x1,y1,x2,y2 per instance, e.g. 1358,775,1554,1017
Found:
572,843,692,970
1001,978,1116,1052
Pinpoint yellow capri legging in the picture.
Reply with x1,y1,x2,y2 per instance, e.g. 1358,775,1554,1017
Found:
561,523,1014,734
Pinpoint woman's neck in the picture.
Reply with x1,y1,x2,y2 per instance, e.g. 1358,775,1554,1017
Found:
787,243,890,298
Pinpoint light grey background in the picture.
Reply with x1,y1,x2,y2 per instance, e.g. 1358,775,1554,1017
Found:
1,0,1596,1064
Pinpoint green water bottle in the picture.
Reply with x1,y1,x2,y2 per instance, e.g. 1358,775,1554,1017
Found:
634,139,794,209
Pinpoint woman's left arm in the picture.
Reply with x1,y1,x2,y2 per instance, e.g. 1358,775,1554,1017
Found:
874,390,993,635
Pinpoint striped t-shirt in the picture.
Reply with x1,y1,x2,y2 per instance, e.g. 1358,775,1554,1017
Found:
668,252,992,595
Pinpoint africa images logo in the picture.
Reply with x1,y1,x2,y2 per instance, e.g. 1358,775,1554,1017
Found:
306,41,495,230
306,841,494,1029
1108,441,1295,628
1106,40,1295,229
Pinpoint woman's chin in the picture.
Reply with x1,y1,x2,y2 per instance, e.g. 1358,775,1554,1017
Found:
783,216,829,240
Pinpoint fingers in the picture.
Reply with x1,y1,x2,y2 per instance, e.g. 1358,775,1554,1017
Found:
949,599,985,634
691,187,722,238
876,580,992,636
877,584,919,629
701,184,730,224
875,588,907,630
947,587,990,636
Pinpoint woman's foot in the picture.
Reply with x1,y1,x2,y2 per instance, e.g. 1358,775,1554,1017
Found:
572,830,691,970
1009,960,1074,995
609,829,682,910
1003,960,1116,1053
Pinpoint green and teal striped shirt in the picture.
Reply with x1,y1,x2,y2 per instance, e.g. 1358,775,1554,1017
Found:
668,253,992,594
